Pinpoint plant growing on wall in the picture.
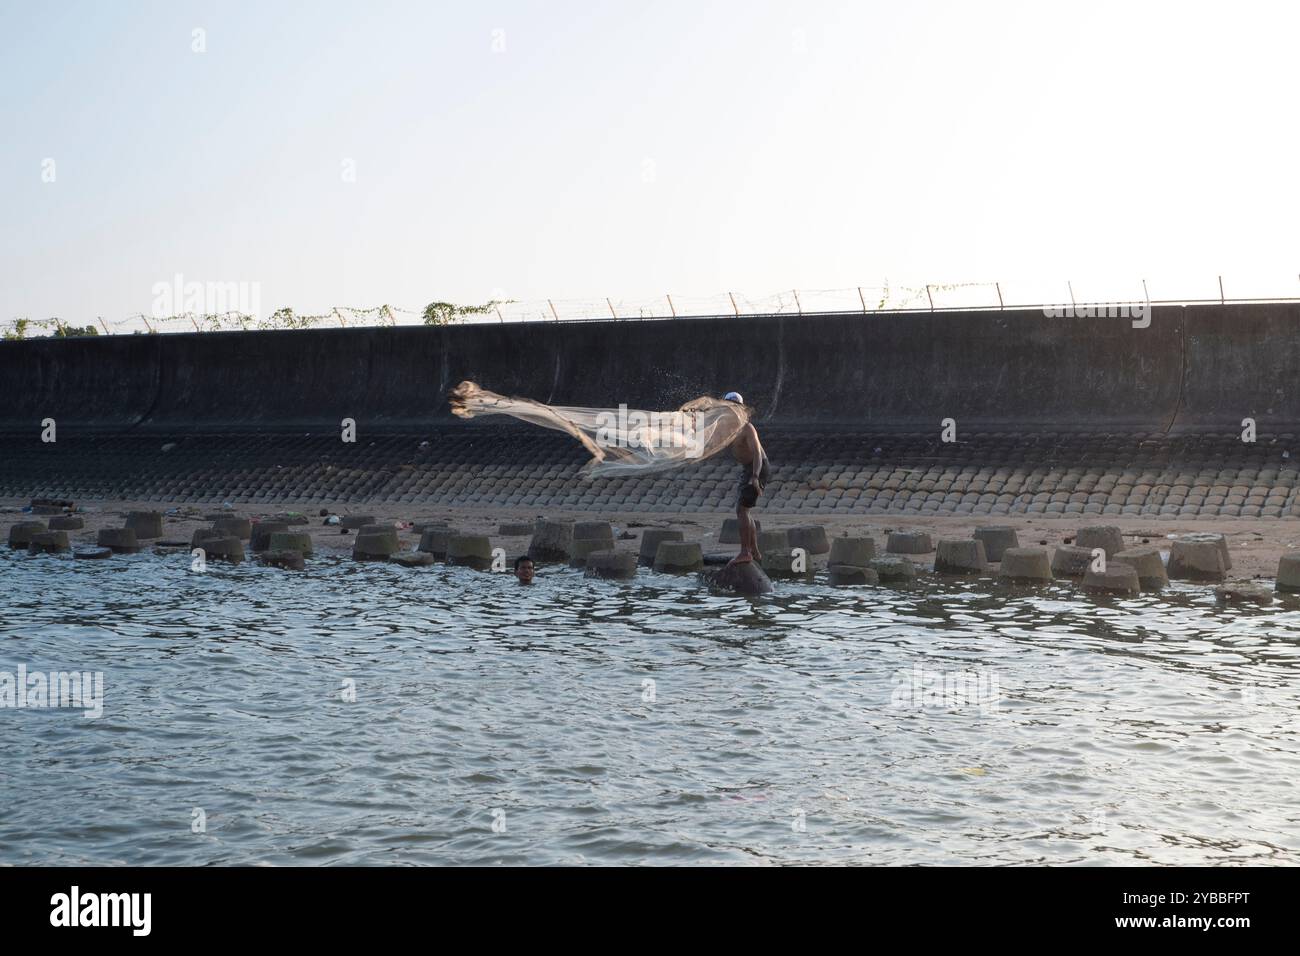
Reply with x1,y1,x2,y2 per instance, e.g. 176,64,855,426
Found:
421,300,509,326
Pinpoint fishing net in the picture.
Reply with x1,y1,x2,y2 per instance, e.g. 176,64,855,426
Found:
448,380,751,477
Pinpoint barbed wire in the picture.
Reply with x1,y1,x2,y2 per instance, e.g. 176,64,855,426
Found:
4,278,1297,338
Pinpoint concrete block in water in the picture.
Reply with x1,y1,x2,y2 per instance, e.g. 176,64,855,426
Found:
353,532,400,562
973,526,1019,562
887,531,933,554
1074,525,1125,559
269,531,314,556
201,535,245,563
1051,544,1095,578
997,547,1052,583
341,515,376,530
786,524,831,555
498,522,534,536
392,551,437,567
98,527,141,554
125,510,164,539
1112,547,1168,590
569,537,614,568
719,517,761,544
447,534,493,570
761,545,810,579
574,521,614,544
1083,564,1141,596
934,539,987,574
829,536,875,566
529,521,574,561
191,527,224,549
829,564,879,586
8,521,46,549
1215,583,1272,605
73,546,113,560
259,549,305,571
755,529,790,557
1168,539,1226,582
701,561,773,595
418,527,457,559
212,516,252,540
49,515,84,531
870,556,918,584
638,528,684,566
585,550,638,580
27,531,70,554
1176,532,1232,570
1276,553,1300,593
654,541,704,573
358,526,400,552
250,521,290,551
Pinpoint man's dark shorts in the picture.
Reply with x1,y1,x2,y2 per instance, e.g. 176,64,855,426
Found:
738,456,771,509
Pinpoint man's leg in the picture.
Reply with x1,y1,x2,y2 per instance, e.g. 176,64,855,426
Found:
730,504,754,564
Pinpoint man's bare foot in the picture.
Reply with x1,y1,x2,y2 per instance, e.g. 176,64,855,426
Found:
728,551,754,566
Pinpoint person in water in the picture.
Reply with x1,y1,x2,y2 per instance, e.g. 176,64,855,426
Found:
724,391,768,565
514,554,535,584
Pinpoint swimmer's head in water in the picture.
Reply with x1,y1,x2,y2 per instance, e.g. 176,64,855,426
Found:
723,391,744,405
514,554,535,584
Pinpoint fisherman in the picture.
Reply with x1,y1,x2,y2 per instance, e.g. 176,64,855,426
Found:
723,392,768,565
514,554,535,584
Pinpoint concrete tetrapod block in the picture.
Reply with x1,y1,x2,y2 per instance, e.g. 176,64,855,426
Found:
755,529,790,558
701,561,774,595
1276,554,1300,593
191,527,224,549
1176,533,1232,571
250,521,290,552
125,510,164,539
358,526,400,552
200,535,244,564
573,521,614,544
1082,564,1141,596
870,556,918,584
973,526,1019,562
761,545,811,580
353,532,400,562
786,525,831,555
341,515,376,531
569,538,614,568
828,565,879,586
638,529,684,566
1051,545,1095,578
529,521,574,561
498,522,534,536
418,528,457,559
1111,547,1168,591
447,534,494,570
212,516,252,541
1168,539,1226,582
258,549,305,571
8,521,47,549
392,551,437,568
654,540,704,573
719,517,761,544
934,539,988,575
27,531,71,554
829,536,876,567
997,547,1053,584
1074,526,1125,559
887,531,933,554
1215,583,1273,605
585,550,638,580
268,531,314,557
98,528,141,554
48,515,84,531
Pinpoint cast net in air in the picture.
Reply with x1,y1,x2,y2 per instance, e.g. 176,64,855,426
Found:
448,381,750,478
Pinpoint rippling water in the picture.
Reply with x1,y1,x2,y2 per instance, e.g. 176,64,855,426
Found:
2,545,1299,866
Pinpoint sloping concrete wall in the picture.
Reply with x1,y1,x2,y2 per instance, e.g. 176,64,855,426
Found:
1,303,1297,435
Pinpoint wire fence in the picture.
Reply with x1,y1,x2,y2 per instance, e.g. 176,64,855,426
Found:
6,278,1300,338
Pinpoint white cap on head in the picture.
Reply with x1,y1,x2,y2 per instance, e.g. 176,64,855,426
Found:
723,391,744,404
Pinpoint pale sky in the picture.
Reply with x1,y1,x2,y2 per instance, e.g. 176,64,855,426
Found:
3,0,1299,326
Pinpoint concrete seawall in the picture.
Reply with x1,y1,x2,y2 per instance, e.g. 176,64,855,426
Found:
3,304,1300,513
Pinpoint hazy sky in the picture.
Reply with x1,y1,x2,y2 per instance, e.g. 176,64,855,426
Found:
3,0,1299,325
